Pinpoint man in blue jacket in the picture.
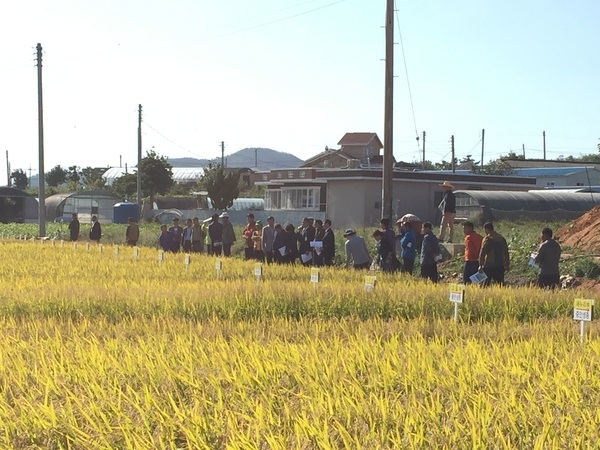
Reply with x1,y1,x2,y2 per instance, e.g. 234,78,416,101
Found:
420,222,440,283
399,220,416,275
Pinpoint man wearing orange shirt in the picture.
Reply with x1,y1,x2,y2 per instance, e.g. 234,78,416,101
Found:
462,221,483,284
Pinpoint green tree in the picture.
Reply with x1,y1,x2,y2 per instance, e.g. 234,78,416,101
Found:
67,165,82,190
140,149,174,206
45,165,68,187
81,167,107,189
111,173,137,200
200,163,240,210
10,169,28,190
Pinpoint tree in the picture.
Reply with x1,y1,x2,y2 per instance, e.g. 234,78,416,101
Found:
45,165,68,187
111,173,137,199
200,163,240,210
471,159,516,176
10,169,28,190
81,167,107,189
140,149,174,206
67,165,82,190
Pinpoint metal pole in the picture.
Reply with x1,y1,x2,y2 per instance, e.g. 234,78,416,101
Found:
481,129,485,169
36,43,46,237
382,0,394,220
543,131,546,160
137,104,142,216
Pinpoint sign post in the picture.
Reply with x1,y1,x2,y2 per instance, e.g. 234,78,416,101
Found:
184,254,191,273
157,250,164,267
573,298,594,343
449,283,465,323
254,263,263,285
114,245,119,260
215,259,223,280
133,246,139,261
310,268,320,291
364,275,377,292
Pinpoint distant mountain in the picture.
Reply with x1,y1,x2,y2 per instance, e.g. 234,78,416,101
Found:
168,148,303,170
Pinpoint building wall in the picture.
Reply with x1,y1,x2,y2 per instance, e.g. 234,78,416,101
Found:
325,178,531,228
537,171,600,187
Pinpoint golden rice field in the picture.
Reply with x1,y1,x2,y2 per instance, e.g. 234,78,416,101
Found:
1,239,599,449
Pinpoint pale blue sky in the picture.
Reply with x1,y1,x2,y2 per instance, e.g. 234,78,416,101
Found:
1,0,599,181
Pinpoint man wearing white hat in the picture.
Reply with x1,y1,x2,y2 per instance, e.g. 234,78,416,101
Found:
219,211,236,257
438,181,456,243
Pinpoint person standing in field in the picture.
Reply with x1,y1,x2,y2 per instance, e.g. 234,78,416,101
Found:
168,217,184,252
462,221,483,284
297,217,316,266
191,217,205,253
478,222,510,286
438,181,456,243
312,219,325,267
420,222,440,283
283,223,299,264
534,227,562,289
261,216,276,264
182,218,194,253
89,215,102,242
68,213,80,241
379,218,397,272
343,229,371,270
321,219,335,266
159,224,174,252
272,223,286,264
242,213,257,260
208,213,223,256
252,221,265,262
125,217,140,246
399,220,416,275
220,212,236,257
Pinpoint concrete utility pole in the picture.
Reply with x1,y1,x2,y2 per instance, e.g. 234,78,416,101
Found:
522,143,526,159
481,129,485,169
543,131,546,160
221,141,225,167
6,150,10,186
422,131,426,166
382,0,394,220
451,135,455,173
36,43,46,237
137,104,142,216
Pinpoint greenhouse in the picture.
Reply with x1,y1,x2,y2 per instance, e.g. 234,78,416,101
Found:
455,190,599,222
46,190,121,223
0,187,38,223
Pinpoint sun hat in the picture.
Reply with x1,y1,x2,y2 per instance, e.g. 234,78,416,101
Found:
219,211,229,218
440,181,454,189
343,229,356,237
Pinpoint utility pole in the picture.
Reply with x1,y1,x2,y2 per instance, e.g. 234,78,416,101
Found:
522,143,525,159
36,43,46,237
422,131,426,167
382,0,394,220
137,104,142,217
451,135,455,173
480,129,485,169
255,148,258,168
542,131,546,160
6,150,10,186
221,141,225,167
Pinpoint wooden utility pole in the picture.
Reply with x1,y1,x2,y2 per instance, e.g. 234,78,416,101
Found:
137,104,142,216
221,141,225,167
36,43,46,237
451,135,455,173
382,0,394,220
480,129,485,168
543,131,546,160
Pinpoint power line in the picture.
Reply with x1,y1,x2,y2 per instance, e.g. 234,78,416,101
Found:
394,1,420,154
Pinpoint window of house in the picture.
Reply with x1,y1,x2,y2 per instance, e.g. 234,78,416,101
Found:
546,181,555,187
266,187,320,210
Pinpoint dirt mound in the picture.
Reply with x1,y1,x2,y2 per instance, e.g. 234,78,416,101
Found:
555,205,600,253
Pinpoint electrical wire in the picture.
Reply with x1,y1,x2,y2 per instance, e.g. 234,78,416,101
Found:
394,1,420,154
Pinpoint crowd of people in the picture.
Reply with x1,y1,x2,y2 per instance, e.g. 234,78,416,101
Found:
67,183,562,288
